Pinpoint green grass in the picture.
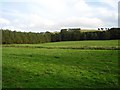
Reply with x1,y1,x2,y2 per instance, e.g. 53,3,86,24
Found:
81,29,101,32
3,40,119,50
2,40,120,88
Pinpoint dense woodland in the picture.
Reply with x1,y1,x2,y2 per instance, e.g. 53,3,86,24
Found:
1,28,120,44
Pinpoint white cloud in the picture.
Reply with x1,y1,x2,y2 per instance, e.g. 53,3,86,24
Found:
0,0,118,32
0,18,10,24
2,26,26,32
75,0,91,12
100,0,119,9
58,17,103,29
28,14,55,27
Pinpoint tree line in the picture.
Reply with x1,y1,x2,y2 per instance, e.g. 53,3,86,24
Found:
1,28,120,44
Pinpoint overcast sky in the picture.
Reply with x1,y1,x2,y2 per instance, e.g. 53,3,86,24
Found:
0,0,119,32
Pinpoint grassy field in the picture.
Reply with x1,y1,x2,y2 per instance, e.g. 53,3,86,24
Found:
3,40,119,50
80,29,101,32
2,40,120,88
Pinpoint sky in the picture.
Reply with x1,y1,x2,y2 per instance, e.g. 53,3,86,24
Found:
0,0,119,32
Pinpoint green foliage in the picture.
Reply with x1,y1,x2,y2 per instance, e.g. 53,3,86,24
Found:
108,28,120,39
2,29,51,44
1,28,120,44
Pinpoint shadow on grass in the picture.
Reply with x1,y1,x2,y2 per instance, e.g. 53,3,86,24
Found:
3,45,120,50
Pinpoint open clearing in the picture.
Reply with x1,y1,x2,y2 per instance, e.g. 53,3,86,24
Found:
2,40,119,88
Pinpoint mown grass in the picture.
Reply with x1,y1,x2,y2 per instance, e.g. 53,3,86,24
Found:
80,29,101,32
3,40,119,50
2,40,120,88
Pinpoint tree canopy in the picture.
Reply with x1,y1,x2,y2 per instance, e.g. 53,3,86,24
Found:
1,28,120,44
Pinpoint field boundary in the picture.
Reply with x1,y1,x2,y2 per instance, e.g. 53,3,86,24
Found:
2,45,120,50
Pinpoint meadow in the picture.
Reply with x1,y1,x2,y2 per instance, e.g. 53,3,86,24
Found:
3,40,119,50
2,40,119,88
